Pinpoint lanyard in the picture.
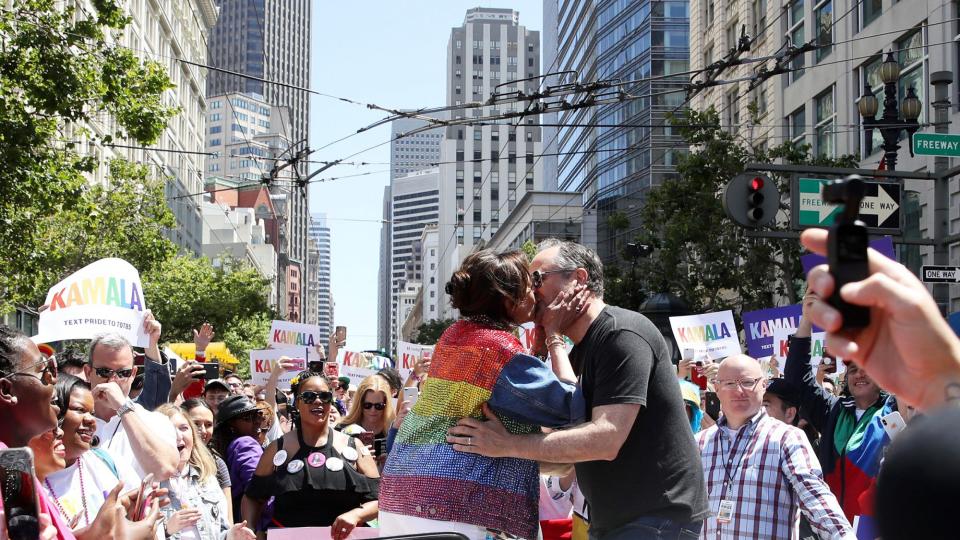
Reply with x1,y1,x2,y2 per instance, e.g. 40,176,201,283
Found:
718,422,754,497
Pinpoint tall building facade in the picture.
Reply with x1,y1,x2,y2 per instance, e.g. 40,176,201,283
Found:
550,0,690,262
206,0,311,310
378,118,444,350
434,8,544,319
384,169,440,353
309,213,334,337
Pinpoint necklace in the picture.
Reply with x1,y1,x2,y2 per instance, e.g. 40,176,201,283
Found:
45,459,90,526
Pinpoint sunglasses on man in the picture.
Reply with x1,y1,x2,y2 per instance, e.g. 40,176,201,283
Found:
299,390,334,405
92,366,135,379
531,268,574,289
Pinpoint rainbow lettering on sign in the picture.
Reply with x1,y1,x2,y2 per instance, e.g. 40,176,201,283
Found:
48,277,144,312
272,330,316,347
675,323,733,343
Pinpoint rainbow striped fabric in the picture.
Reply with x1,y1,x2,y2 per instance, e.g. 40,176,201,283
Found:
380,320,543,539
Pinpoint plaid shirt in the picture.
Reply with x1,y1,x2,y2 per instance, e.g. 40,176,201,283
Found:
696,409,855,540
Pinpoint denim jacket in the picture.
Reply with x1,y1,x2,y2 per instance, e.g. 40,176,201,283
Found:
161,466,229,540
134,351,173,411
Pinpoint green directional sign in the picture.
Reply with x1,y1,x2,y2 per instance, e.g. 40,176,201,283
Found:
792,177,902,232
913,133,960,157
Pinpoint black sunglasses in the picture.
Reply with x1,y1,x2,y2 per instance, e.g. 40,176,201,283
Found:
531,268,574,289
300,390,334,405
93,366,135,380
0,356,58,386
362,402,386,411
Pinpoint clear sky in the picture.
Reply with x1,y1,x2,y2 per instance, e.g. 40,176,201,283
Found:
307,1,544,351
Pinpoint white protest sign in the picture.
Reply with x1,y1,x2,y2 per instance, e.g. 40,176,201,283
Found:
397,341,433,370
248,349,308,389
771,328,838,378
269,320,323,349
33,258,149,346
669,311,741,361
339,364,412,389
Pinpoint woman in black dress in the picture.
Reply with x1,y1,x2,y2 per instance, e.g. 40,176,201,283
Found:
241,370,378,539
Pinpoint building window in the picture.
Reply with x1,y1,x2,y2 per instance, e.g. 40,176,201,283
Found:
703,44,714,69
705,0,715,26
456,40,462,48
787,1,805,83
815,87,835,157
724,89,740,133
897,28,927,127
473,226,481,240
752,0,767,39
861,0,882,30
474,129,482,140
815,0,833,62
726,21,739,53
789,105,806,144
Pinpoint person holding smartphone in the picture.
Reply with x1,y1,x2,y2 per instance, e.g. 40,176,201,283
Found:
339,375,395,445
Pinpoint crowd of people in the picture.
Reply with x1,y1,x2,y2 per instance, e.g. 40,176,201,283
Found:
1,231,959,540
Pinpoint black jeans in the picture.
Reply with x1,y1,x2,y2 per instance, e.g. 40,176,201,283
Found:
589,516,703,540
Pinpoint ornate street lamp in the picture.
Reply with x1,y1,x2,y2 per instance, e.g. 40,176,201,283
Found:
857,51,922,170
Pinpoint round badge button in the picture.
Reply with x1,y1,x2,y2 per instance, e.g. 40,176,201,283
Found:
325,457,345,472
307,452,326,468
286,459,304,474
272,449,288,467
340,447,359,462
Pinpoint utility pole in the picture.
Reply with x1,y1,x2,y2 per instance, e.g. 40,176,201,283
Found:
931,71,953,315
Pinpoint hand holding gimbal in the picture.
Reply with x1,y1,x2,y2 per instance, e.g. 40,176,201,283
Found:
824,175,871,328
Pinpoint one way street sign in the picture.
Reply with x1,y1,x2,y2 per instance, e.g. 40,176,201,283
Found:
922,265,960,284
793,177,902,233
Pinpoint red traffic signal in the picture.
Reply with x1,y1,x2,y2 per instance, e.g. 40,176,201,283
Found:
722,173,779,228
750,177,764,191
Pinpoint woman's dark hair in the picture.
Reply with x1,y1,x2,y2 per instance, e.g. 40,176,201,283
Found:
54,374,91,421
0,325,30,375
444,249,532,325
181,398,212,414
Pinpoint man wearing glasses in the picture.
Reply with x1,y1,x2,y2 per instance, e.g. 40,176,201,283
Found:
85,324,179,481
696,354,853,540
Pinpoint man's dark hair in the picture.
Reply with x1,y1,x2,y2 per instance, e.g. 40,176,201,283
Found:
0,325,30,375
376,367,402,393
131,373,145,392
57,350,86,372
536,239,605,297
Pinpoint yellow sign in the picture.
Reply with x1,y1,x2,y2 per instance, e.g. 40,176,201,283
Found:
167,342,239,365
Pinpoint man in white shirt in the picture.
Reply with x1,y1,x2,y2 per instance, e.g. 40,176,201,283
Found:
84,315,179,481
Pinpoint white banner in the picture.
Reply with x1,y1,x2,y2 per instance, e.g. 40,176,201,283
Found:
771,328,844,378
248,349,308,389
339,364,412,389
396,341,433,370
268,320,323,349
669,310,741,361
33,258,149,346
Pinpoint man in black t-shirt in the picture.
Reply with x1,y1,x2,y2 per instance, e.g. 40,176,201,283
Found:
447,240,708,540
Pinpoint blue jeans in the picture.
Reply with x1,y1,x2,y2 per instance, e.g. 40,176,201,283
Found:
589,516,703,540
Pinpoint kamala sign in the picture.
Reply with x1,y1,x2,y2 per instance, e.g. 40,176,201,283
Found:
33,258,149,346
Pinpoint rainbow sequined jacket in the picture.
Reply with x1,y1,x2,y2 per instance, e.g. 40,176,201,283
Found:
380,320,585,539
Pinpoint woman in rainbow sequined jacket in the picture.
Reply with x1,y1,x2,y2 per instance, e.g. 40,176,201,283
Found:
379,249,586,540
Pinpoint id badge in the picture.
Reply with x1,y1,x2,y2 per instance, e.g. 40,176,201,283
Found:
717,500,735,524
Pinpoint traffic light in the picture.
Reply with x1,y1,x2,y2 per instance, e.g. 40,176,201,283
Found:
722,173,779,227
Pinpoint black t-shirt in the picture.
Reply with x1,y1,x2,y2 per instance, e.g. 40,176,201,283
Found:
570,305,709,533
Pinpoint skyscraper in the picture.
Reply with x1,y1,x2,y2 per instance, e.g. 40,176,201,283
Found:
433,8,544,319
206,0,311,308
378,118,443,351
309,213,334,337
550,1,690,262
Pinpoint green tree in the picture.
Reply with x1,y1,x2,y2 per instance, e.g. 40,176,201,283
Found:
413,318,457,345
610,108,858,318
142,256,277,372
0,0,178,312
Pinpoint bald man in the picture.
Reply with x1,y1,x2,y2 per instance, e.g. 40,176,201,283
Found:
695,355,854,540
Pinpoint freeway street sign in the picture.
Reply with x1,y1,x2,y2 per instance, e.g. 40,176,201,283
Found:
913,133,960,157
793,177,901,232
922,265,960,283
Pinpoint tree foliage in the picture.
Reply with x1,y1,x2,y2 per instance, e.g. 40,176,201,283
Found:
142,256,277,364
0,0,179,312
413,318,457,345
606,108,859,318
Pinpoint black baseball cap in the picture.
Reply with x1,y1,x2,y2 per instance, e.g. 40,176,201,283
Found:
764,378,800,407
